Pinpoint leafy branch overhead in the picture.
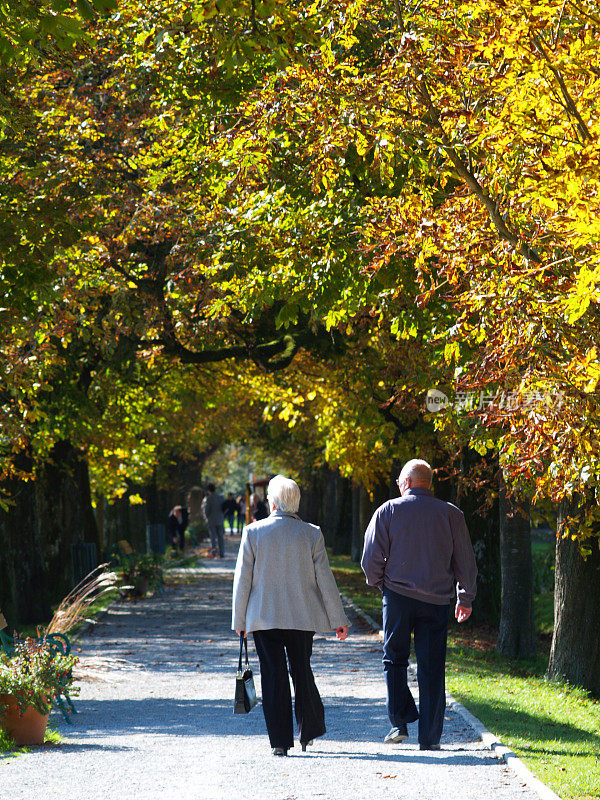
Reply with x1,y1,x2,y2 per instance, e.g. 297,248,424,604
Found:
2,0,600,520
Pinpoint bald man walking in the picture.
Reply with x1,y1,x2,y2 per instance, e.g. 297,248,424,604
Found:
361,459,477,750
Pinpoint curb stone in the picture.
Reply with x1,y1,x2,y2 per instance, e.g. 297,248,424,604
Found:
340,592,383,635
71,603,115,643
448,700,562,800
341,592,562,800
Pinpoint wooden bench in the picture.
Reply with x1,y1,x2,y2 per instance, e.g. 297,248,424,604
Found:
116,538,135,562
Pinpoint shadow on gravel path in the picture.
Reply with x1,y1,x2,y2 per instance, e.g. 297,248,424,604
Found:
0,570,541,800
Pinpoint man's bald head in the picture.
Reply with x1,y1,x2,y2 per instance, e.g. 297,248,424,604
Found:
398,459,433,491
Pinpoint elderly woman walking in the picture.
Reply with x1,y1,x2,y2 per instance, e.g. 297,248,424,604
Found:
232,475,349,756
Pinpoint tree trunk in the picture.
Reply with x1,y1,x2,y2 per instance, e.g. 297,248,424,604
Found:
143,470,162,525
351,485,371,562
351,486,361,563
547,502,600,696
0,478,47,628
0,441,98,626
95,492,106,554
353,484,373,563
103,493,132,550
389,459,402,499
298,470,322,526
497,486,536,658
320,467,343,548
455,451,501,623
333,474,352,555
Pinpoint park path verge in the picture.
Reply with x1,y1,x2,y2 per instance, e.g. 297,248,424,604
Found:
342,591,562,800
1,601,539,798
0,537,542,800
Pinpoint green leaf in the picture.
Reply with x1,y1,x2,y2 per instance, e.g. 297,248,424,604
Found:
77,0,96,21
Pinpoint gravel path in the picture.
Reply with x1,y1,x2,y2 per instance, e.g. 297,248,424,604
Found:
1,538,539,800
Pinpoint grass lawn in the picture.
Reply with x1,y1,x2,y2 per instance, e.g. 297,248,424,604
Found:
329,552,382,623
330,551,600,800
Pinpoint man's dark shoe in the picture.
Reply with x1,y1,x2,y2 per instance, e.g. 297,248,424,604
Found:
384,724,408,744
419,743,441,750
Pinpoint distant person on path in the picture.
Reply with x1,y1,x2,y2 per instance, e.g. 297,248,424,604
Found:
222,492,238,535
167,505,189,551
361,458,477,751
187,486,206,545
250,492,268,521
236,494,246,534
202,483,225,558
232,475,350,757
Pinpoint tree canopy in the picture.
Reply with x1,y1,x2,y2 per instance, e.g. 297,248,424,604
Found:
2,0,600,531
3,0,600,695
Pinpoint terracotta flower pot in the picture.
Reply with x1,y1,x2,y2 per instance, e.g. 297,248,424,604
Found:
0,694,50,745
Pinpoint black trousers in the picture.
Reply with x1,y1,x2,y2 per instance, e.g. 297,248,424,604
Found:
253,629,326,749
382,587,450,747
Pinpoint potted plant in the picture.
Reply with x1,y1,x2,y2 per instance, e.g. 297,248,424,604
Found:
0,637,79,745
120,554,163,597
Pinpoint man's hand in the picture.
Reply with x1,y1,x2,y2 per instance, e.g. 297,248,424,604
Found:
236,629,247,638
336,626,349,641
455,605,472,623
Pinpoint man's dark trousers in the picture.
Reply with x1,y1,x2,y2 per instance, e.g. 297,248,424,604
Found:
382,587,450,747
253,629,326,749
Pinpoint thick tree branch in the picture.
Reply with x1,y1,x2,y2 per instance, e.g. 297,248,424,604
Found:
566,0,600,29
530,32,592,143
421,89,542,262
392,18,542,263
158,326,326,372
158,332,294,369
393,0,406,32
378,402,419,434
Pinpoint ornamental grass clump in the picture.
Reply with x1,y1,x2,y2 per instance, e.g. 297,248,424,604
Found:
0,638,79,716
46,564,121,635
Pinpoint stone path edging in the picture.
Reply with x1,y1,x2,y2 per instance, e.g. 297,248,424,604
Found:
340,592,383,635
340,592,562,800
71,604,114,642
448,700,562,800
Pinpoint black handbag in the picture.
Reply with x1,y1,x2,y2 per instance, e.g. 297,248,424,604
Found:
234,633,258,714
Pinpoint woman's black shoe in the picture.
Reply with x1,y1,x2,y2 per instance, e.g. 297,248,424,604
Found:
272,747,287,756
300,739,314,752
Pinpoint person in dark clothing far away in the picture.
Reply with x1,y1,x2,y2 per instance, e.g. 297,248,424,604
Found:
236,494,246,534
222,492,238,535
250,492,269,521
361,458,477,751
167,506,189,551
202,483,226,558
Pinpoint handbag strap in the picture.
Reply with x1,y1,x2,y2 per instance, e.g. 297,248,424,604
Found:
238,633,249,671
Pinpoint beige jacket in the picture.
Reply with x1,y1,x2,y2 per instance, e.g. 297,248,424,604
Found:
232,511,350,634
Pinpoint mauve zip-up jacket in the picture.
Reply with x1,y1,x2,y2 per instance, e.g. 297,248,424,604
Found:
361,488,478,607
